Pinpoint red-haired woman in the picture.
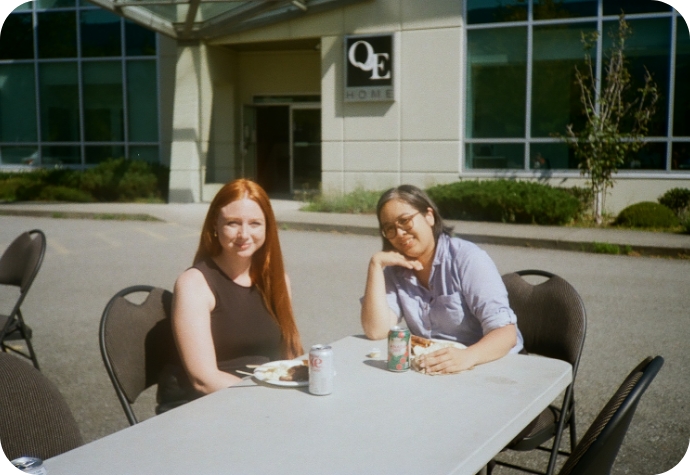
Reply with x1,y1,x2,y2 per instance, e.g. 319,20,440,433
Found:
170,179,303,397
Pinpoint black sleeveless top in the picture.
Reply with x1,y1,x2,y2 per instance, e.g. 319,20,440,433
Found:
194,258,282,362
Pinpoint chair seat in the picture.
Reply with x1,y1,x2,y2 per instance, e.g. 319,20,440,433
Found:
0,315,33,340
509,405,561,450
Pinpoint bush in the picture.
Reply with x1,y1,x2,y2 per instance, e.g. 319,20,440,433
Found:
615,202,679,229
658,188,690,216
0,158,169,203
425,180,581,225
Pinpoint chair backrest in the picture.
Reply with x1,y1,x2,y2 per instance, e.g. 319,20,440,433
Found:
558,356,664,475
0,352,83,460
0,229,46,293
502,270,587,372
99,285,177,425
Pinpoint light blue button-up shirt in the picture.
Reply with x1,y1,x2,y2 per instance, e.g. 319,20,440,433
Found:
384,234,524,353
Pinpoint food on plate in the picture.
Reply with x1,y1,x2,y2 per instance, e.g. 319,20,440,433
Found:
279,364,309,382
411,338,467,375
255,360,309,383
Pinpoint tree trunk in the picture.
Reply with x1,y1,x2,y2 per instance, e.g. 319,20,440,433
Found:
595,189,604,225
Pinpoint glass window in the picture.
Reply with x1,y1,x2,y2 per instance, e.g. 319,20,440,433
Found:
127,60,158,142
467,27,527,138
465,143,524,169
11,2,32,12
603,0,670,16
0,64,37,142
85,145,124,164
37,11,77,58
83,61,124,141
0,146,38,165
530,142,578,169
621,142,666,169
129,145,159,163
0,13,33,60
603,18,670,137
534,0,597,20
36,0,75,8
39,62,80,141
532,23,597,138
672,142,690,170
125,20,156,56
467,0,527,24
674,16,690,137
81,10,121,57
42,145,81,165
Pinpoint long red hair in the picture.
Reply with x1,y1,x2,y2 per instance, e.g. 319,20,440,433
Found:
194,179,303,360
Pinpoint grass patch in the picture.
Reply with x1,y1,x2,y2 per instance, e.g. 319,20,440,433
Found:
301,188,381,214
591,242,633,255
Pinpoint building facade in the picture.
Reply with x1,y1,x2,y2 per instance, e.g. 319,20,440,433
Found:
1,0,689,213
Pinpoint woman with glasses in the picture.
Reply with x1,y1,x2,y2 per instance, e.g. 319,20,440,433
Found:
361,185,523,374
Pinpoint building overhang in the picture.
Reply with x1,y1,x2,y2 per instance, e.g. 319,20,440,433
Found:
86,0,369,41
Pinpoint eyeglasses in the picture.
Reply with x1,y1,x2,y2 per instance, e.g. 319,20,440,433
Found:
381,212,420,239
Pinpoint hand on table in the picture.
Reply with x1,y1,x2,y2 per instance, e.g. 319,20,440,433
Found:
417,347,477,374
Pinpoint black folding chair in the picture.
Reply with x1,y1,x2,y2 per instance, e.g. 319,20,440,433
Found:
99,285,184,425
558,356,664,475
495,270,587,475
0,352,83,460
0,229,46,370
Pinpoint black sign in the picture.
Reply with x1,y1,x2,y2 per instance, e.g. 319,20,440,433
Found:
344,34,394,102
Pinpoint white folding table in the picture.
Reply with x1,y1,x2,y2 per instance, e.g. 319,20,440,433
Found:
45,335,572,475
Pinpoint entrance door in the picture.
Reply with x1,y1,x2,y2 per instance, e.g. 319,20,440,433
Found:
242,103,321,197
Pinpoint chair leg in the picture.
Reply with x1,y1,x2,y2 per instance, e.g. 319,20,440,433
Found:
24,332,40,370
569,410,577,452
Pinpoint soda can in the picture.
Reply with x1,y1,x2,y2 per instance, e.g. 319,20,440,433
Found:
388,326,411,372
11,457,48,475
308,344,334,395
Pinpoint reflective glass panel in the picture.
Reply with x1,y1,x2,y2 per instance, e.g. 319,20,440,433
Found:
467,0,527,24
621,142,666,170
127,60,158,142
674,16,690,137
0,13,33,60
85,145,124,164
129,145,159,163
42,145,81,165
530,142,578,169
465,143,524,169
37,0,75,7
603,18,670,137
0,64,37,142
532,23,597,138
11,2,32,12
534,0,597,20
0,146,38,165
37,11,77,58
603,0,670,16
39,62,79,141
81,10,121,57
83,61,124,141
467,27,527,138
125,20,156,56
672,142,690,170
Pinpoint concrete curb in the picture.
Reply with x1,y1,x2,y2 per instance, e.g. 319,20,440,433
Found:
278,221,690,259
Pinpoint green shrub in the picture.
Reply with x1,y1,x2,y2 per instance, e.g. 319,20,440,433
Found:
302,187,381,213
80,158,168,202
615,202,679,229
425,180,581,225
679,210,690,234
658,188,690,216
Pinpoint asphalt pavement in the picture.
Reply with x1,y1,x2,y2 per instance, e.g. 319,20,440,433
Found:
0,200,689,475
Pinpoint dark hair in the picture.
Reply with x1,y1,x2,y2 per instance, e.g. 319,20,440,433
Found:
375,184,453,251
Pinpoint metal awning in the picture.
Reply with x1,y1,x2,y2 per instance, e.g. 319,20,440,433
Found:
86,0,368,41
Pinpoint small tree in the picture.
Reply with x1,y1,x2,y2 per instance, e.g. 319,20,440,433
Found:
564,14,658,224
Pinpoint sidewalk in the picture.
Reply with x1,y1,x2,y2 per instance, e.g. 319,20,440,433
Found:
1,200,689,258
